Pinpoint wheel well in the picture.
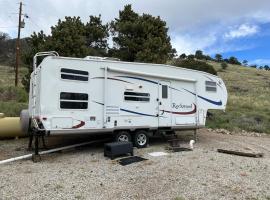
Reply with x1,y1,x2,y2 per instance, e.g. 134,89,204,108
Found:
113,129,130,134
113,129,152,137
132,129,152,136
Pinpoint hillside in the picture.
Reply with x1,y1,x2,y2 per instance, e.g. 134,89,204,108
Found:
207,61,270,134
0,65,28,116
0,61,269,134
0,38,29,66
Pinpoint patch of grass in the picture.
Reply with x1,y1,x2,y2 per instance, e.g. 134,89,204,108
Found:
0,86,28,102
0,65,28,116
206,61,270,134
0,65,28,87
0,101,28,117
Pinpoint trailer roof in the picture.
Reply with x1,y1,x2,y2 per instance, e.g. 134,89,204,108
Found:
43,55,220,79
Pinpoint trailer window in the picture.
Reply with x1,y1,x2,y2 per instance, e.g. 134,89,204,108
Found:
205,81,217,92
162,85,168,98
60,92,88,109
61,68,89,81
124,91,150,102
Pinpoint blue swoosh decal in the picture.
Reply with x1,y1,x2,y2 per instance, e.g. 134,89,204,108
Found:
183,89,222,106
120,108,157,117
92,77,133,84
116,76,159,84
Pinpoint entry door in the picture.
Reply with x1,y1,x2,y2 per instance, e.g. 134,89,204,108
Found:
158,81,172,127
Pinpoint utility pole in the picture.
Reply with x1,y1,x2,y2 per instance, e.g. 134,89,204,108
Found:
15,1,22,87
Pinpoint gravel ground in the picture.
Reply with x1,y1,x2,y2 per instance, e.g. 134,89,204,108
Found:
0,129,269,200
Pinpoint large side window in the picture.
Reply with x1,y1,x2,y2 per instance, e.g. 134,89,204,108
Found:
61,68,89,81
124,91,150,102
60,92,88,109
205,81,217,92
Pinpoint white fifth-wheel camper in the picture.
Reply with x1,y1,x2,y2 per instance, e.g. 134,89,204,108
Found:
22,51,228,148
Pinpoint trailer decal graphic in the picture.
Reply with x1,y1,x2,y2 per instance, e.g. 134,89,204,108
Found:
162,104,197,115
92,100,104,106
72,120,85,128
183,89,222,106
116,76,159,84
92,77,133,84
120,108,157,117
117,76,222,106
93,101,158,117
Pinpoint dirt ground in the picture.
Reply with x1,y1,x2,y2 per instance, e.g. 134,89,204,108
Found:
0,129,269,200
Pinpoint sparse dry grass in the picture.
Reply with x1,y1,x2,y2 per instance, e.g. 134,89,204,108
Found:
0,65,27,87
0,65,28,116
207,61,270,134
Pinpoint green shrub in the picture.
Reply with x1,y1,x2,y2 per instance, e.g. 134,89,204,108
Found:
221,62,228,70
0,86,28,102
173,58,217,75
0,101,28,117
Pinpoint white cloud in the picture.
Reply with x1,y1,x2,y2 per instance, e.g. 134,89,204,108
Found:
224,24,259,40
250,59,270,66
171,33,217,55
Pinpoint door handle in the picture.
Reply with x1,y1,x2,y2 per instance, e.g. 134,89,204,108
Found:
159,102,162,105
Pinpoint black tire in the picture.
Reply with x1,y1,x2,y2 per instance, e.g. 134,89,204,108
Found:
115,131,131,142
133,130,149,148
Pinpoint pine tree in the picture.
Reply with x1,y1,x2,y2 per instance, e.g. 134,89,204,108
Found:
110,4,176,63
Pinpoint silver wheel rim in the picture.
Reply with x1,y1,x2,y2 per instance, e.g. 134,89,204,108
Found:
118,134,129,142
137,133,147,146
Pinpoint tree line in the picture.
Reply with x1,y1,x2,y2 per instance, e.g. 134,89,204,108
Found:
178,50,269,71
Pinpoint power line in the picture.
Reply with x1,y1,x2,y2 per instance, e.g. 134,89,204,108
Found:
28,16,42,30
0,26,17,28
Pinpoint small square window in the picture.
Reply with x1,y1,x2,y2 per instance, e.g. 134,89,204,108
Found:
205,81,217,92
162,85,168,99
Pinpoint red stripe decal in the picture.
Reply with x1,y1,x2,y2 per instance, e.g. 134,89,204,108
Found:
162,104,197,115
72,121,85,129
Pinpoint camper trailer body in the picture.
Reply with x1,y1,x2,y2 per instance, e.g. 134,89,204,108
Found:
28,53,227,140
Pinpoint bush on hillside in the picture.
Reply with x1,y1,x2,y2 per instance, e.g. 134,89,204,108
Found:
227,56,241,65
172,58,217,75
221,62,228,70
0,86,28,102
0,102,28,117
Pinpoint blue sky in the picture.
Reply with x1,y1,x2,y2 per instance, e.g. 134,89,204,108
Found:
212,22,270,66
0,0,269,66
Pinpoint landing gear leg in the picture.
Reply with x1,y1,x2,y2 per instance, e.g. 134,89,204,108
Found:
28,131,33,151
32,132,41,163
41,135,47,149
